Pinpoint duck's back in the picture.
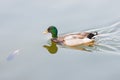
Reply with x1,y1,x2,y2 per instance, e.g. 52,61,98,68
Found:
63,35,94,46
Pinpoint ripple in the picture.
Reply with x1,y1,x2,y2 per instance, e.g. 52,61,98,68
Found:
87,21,120,54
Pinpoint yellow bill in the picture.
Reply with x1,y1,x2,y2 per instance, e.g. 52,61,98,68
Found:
43,30,49,34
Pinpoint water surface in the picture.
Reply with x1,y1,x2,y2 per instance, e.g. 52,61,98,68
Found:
0,0,120,80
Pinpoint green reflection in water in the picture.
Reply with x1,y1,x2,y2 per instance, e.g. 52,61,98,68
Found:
43,40,93,54
43,41,58,54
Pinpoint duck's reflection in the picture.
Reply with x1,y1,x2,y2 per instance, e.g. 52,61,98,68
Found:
43,41,58,54
43,41,93,54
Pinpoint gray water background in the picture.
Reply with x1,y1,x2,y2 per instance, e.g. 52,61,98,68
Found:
0,0,120,80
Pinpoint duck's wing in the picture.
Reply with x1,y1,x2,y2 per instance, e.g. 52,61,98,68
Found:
60,32,90,39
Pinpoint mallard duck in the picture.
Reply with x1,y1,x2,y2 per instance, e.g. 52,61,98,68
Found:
43,26,98,47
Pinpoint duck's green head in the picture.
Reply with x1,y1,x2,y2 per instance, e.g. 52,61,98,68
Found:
43,26,58,38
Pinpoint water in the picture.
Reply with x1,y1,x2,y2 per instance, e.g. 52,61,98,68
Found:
0,0,120,80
